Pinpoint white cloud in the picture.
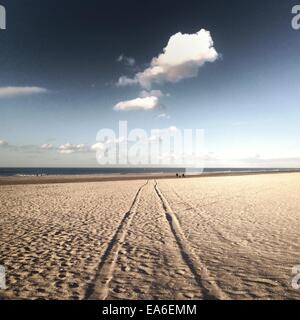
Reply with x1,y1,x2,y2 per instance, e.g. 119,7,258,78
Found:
117,54,136,67
113,90,166,113
117,29,218,89
58,143,90,154
116,76,138,87
0,87,48,98
113,29,218,112
114,96,160,111
157,113,170,119
1,137,300,168
168,126,178,132
91,142,105,151
41,143,53,150
0,139,8,146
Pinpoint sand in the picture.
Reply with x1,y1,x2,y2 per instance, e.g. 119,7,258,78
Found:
1,173,300,300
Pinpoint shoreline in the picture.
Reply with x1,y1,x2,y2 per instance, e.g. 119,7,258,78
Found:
0,169,299,186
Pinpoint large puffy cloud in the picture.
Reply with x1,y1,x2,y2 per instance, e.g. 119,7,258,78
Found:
114,96,160,111
117,29,218,89
0,87,48,98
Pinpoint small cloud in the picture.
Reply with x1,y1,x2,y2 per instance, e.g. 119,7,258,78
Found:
114,96,160,111
40,143,53,150
116,76,138,87
168,126,179,132
58,143,90,154
0,139,8,147
91,142,105,151
0,87,48,99
157,113,170,119
116,54,136,67
113,90,166,113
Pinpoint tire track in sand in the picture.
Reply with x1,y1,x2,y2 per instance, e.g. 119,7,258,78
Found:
106,180,204,300
154,180,228,300
168,187,244,248
85,180,148,300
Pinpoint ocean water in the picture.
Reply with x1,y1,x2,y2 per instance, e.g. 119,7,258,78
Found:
0,167,298,177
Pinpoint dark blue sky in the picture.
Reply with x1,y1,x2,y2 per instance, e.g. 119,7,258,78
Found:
0,0,296,88
0,0,299,167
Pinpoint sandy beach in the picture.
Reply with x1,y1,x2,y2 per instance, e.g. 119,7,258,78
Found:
1,173,300,300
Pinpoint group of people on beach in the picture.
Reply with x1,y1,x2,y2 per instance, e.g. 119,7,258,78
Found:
176,173,185,178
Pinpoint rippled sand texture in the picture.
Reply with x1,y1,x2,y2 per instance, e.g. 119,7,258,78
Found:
158,173,300,299
1,173,300,299
0,181,144,299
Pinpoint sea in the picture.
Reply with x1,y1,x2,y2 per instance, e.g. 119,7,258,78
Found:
0,167,298,177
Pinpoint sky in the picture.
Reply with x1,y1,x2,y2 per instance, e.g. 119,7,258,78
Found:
0,0,299,168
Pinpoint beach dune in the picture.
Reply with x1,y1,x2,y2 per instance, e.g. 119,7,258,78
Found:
1,173,300,300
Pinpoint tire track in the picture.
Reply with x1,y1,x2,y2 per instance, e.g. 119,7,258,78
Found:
100,180,205,300
154,180,228,300
169,187,243,247
168,185,272,249
85,180,148,300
